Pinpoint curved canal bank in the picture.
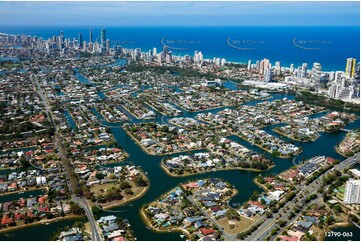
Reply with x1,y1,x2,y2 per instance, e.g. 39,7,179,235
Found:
1,70,359,240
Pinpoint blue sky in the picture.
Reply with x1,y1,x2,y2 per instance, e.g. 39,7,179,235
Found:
0,1,359,26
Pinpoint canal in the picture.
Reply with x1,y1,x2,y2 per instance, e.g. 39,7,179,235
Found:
1,65,359,240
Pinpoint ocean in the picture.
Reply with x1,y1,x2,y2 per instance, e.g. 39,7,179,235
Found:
0,26,359,71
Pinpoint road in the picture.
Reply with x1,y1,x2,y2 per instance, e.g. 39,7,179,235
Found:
32,75,57,130
187,189,237,241
33,75,104,241
73,195,104,241
246,153,360,241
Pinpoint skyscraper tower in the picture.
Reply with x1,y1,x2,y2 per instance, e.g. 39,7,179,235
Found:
264,68,273,82
89,28,93,43
311,62,322,83
345,58,356,78
78,33,83,48
247,60,252,71
355,62,360,80
301,63,308,78
162,45,168,60
101,29,106,49
59,31,64,49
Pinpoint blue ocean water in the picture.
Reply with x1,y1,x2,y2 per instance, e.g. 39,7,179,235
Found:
0,26,359,71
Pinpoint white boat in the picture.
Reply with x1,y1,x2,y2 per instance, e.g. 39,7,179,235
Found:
45,222,50,225
180,235,185,238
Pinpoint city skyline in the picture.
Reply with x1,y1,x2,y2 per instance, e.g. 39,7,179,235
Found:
0,1,360,241
0,1,359,27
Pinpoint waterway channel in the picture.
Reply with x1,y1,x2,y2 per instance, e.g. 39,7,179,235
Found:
0,60,359,241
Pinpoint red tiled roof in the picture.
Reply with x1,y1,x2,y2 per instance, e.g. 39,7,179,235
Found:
200,228,215,235
113,236,125,241
1,215,13,225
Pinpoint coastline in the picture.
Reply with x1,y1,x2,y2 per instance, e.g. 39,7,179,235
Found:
253,177,271,192
335,145,350,158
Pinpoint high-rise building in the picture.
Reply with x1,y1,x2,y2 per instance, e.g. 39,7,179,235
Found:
153,47,157,56
106,39,110,52
259,60,264,74
275,61,281,76
198,51,203,62
184,54,190,62
221,58,226,66
100,29,106,49
255,60,260,70
247,60,252,71
162,46,168,60
328,84,338,98
83,41,87,52
89,28,93,43
166,51,172,64
59,31,64,49
264,68,272,82
335,71,343,84
345,58,357,78
301,63,308,78
193,50,203,63
260,58,270,75
311,62,322,83
344,179,360,204
290,64,294,73
78,33,83,48
355,62,360,80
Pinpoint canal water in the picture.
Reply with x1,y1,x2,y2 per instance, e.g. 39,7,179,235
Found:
63,110,77,130
0,57,20,62
0,217,88,241
0,189,46,203
1,67,359,240
93,90,359,241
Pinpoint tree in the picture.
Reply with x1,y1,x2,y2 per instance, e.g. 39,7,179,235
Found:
92,205,101,220
277,220,287,227
134,176,148,187
95,172,105,180
70,202,85,215
124,188,133,195
265,211,272,218
333,204,342,213
226,209,240,221
73,221,84,229
249,191,259,201
19,157,30,168
119,181,131,190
